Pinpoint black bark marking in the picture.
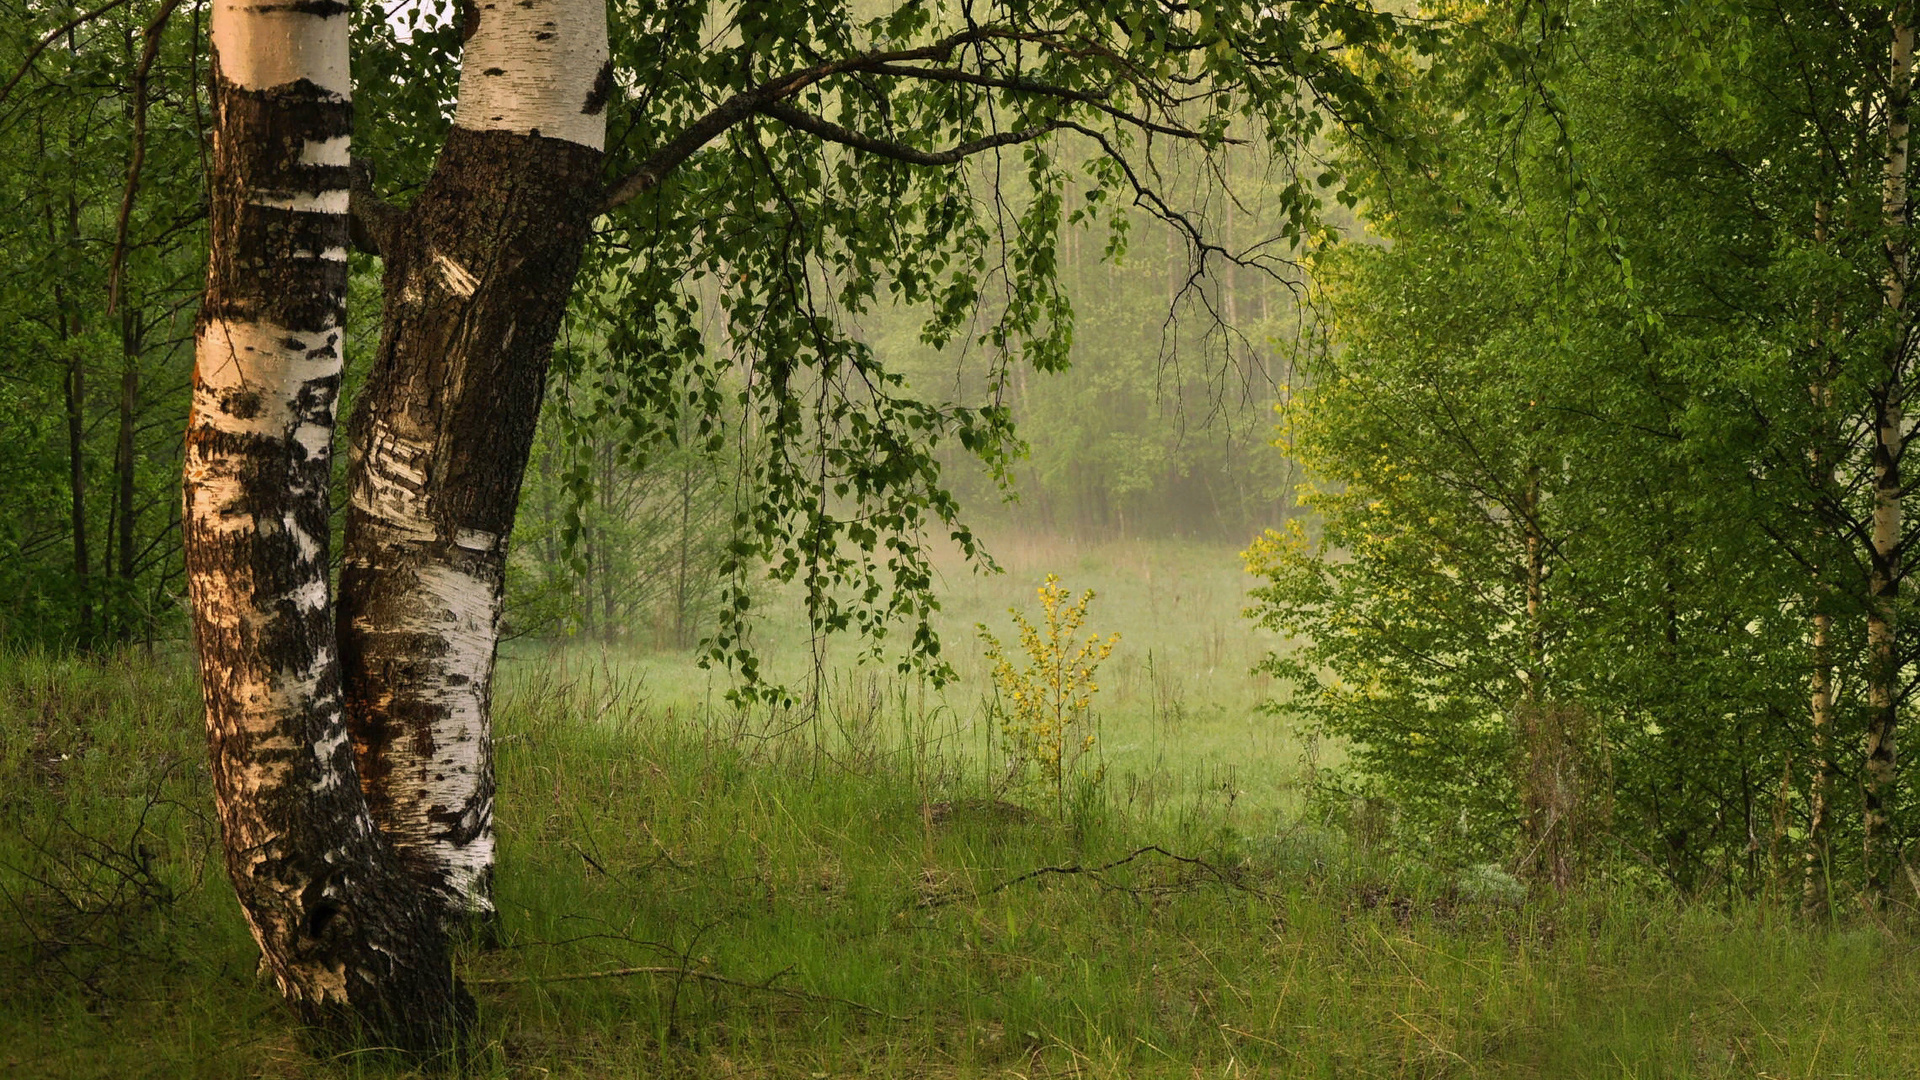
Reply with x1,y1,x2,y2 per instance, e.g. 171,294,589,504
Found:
245,0,350,13
582,61,613,115
533,30,553,39
427,774,496,848
483,67,506,76
205,77,350,334
228,390,264,419
193,65,467,1053
341,127,602,931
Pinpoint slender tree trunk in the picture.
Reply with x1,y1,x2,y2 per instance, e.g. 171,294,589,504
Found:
185,5,464,1048
1807,604,1835,909
1806,204,1837,918
115,308,142,641
117,360,138,583
676,452,694,648
339,0,609,931
1522,466,1544,706
1865,12,1914,903
65,333,91,646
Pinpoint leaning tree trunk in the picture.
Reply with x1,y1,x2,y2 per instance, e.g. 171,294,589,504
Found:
185,3,464,1049
1865,12,1914,904
339,0,609,931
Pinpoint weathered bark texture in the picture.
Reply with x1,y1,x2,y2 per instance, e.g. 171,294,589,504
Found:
1864,14,1913,902
186,2,464,1049
340,0,608,929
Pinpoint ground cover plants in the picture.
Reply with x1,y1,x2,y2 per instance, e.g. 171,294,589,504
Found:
9,540,1920,1078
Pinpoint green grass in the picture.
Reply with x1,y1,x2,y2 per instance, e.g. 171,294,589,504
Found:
519,532,1329,824
8,537,1920,1077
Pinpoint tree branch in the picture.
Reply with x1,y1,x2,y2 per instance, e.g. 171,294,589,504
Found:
857,61,1230,142
0,0,134,109
598,27,1034,213
758,101,1066,166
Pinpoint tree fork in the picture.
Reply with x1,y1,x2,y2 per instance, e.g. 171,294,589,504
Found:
186,0,466,1049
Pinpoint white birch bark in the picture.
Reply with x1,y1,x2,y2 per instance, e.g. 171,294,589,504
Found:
339,0,608,929
455,0,610,150
188,0,462,1046
1865,14,1913,900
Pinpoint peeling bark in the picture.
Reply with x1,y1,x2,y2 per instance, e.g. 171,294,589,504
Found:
340,0,607,929
187,1,464,1049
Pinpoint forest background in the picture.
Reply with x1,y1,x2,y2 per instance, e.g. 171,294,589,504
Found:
13,0,1920,1076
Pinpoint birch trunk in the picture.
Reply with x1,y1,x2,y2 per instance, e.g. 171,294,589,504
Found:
1864,14,1914,902
1806,206,1837,918
186,0,464,1047
339,0,609,930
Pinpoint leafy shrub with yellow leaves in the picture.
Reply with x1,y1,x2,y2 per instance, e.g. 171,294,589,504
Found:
977,575,1119,816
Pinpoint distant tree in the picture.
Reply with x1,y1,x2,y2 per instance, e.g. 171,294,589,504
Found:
508,345,736,646
1249,0,1918,902
0,0,204,651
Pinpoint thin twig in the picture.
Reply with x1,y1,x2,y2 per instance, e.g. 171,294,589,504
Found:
921,845,1260,909
759,101,1066,166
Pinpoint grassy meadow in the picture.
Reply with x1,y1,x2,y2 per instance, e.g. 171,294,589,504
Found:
7,535,1920,1077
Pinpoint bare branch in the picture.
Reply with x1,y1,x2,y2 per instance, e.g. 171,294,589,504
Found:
468,964,912,1020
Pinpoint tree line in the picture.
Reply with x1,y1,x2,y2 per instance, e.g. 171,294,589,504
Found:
1248,0,1920,911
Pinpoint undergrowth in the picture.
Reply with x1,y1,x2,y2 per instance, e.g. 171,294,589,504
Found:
5,649,1920,1078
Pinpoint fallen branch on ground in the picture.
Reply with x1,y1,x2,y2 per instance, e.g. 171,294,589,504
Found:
919,845,1263,909
466,965,911,1020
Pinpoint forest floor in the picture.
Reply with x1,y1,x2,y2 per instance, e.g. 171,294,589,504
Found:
7,535,1920,1077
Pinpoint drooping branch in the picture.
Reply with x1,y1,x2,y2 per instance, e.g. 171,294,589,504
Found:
596,23,1225,213
758,101,1066,166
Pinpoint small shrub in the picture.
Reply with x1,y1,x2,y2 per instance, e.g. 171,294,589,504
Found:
977,575,1119,817
1514,701,1611,891
1457,861,1527,905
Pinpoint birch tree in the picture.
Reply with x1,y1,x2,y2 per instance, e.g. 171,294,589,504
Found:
182,0,1410,1047
1248,0,1920,903
186,0,464,1048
